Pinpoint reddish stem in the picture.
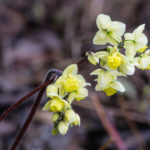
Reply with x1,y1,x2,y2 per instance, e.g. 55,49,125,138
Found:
9,77,55,150
0,80,53,122
8,69,61,150
91,93,127,150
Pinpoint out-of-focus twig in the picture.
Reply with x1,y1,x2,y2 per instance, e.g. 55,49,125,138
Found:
118,98,148,150
98,138,113,150
90,92,127,150
74,100,150,125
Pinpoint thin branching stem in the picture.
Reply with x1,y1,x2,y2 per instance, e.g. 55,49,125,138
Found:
0,80,53,122
9,69,61,150
0,69,62,122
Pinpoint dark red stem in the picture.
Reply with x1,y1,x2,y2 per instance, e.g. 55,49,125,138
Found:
8,69,61,150
9,77,55,150
0,80,53,122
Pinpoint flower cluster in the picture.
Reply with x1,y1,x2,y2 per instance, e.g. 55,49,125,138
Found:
43,64,90,135
87,14,149,96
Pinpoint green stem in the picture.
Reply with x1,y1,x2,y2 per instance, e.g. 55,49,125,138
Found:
107,32,120,44
123,39,135,43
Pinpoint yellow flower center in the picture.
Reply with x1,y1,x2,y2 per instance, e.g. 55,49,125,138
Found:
64,75,79,92
137,45,148,53
103,87,117,96
50,99,64,112
107,54,122,70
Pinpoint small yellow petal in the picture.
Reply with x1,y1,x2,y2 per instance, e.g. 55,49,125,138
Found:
63,64,78,75
137,45,148,53
103,87,117,96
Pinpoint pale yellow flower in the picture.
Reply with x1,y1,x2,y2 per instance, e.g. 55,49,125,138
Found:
124,24,148,58
55,64,90,103
93,14,126,46
68,87,88,104
91,69,125,96
42,97,70,112
93,47,125,71
102,81,125,96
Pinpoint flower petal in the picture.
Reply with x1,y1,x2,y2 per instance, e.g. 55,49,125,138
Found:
110,81,125,92
63,64,78,75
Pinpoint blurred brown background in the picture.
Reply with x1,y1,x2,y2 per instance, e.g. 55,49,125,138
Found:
1,0,150,150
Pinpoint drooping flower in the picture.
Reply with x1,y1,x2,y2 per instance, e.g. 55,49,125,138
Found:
68,87,88,104
102,81,125,96
55,64,90,102
124,24,148,58
43,64,89,135
42,96,70,112
90,69,125,96
92,46,125,71
93,14,126,46
58,121,69,135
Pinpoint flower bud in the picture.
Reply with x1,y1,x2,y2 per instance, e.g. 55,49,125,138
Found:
52,112,60,122
51,127,58,135
65,109,76,124
58,121,69,135
72,113,80,126
87,52,99,65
